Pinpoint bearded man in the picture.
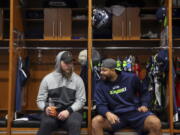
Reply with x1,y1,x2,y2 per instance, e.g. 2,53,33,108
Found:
92,58,162,135
37,51,86,135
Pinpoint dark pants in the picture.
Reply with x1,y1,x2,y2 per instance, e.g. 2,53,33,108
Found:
37,112,82,135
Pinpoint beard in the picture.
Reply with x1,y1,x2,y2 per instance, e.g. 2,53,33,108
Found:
101,74,111,81
61,68,73,79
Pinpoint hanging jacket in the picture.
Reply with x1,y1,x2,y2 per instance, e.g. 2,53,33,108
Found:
158,50,178,121
15,57,29,112
146,50,178,121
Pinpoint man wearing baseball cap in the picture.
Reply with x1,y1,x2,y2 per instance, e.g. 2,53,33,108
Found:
37,51,86,135
92,58,162,135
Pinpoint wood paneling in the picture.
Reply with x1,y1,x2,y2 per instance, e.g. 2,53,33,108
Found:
8,0,24,133
0,81,8,110
58,8,72,40
44,8,72,40
11,128,88,135
88,0,92,134
44,8,58,40
0,70,8,79
0,53,9,110
0,9,3,40
126,8,140,40
167,0,174,134
112,9,126,40
112,8,140,40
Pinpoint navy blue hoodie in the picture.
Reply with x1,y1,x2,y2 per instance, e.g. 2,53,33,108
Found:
95,71,150,116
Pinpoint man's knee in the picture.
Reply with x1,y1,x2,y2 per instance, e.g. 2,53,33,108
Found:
92,115,105,129
41,117,57,128
67,112,82,128
69,119,82,128
144,115,161,131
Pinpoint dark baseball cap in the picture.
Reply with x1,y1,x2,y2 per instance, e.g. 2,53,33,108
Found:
101,58,116,69
61,51,73,63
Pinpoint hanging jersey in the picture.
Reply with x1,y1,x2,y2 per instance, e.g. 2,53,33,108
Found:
15,57,28,112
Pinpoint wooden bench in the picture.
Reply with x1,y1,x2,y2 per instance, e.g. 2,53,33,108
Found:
0,119,7,135
11,128,88,135
8,120,175,135
11,120,87,135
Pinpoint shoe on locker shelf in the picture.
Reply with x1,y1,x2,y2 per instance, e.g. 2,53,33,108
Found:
73,15,87,20
174,121,180,129
141,31,158,39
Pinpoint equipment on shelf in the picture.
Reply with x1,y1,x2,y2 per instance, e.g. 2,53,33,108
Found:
156,6,167,22
92,8,112,30
44,0,78,8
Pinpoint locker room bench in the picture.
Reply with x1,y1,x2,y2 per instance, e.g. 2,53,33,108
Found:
0,119,6,127
0,119,7,135
11,120,168,128
11,128,88,135
102,122,170,135
12,119,87,128
10,109,88,135
11,120,88,135
10,121,170,135
174,121,180,129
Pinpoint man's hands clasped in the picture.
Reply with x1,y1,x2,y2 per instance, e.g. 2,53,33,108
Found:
46,106,70,120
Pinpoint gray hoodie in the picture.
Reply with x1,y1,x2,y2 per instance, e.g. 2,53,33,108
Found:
37,51,86,113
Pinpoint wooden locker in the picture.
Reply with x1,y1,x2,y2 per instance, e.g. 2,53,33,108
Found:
44,8,58,40
112,9,127,40
11,132,37,135
0,81,8,110
0,133,7,135
126,8,140,40
58,8,72,40
0,9,3,40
